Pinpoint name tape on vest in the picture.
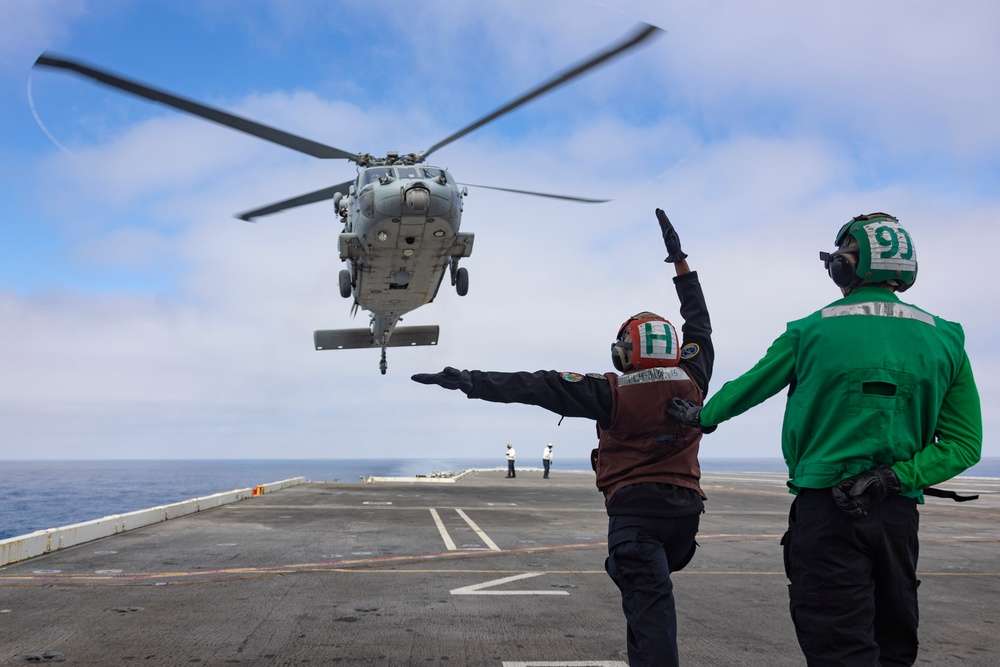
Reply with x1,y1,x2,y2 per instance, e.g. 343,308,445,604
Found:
618,366,691,387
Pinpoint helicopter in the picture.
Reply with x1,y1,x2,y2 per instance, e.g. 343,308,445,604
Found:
33,23,661,374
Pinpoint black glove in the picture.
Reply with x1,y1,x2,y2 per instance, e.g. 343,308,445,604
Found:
668,397,716,433
656,208,687,263
831,464,901,518
411,367,473,394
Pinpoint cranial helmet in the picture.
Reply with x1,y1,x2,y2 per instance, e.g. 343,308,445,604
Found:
611,311,680,372
820,212,917,294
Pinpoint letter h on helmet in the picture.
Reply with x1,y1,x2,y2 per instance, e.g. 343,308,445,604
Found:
611,311,680,372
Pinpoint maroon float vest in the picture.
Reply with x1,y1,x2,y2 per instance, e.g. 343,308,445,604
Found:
596,367,705,503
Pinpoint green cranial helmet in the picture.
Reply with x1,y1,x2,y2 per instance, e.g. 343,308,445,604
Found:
833,212,917,292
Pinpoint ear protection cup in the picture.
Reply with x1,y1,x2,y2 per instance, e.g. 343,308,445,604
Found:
611,341,629,372
827,250,857,287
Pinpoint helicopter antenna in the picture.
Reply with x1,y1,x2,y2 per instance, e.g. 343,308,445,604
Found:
420,22,662,161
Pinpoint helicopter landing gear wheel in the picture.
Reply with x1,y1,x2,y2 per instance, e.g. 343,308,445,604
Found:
455,267,469,296
339,270,352,298
379,348,387,375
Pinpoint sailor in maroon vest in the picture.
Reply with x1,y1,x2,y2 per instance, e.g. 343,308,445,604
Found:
411,209,713,667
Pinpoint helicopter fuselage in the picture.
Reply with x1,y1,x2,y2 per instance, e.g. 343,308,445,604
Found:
336,164,473,341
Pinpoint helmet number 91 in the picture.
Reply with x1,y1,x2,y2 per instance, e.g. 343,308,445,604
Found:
874,224,914,261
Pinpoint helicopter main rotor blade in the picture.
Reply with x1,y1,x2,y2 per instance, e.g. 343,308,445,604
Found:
236,180,354,222
420,22,662,161
460,182,609,203
33,53,360,161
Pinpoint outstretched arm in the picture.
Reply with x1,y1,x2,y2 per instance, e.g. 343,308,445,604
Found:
412,368,614,428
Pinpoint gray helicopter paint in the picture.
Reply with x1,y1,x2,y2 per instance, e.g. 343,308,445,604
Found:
343,167,469,316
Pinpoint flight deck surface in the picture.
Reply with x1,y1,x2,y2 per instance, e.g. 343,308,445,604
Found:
1,469,998,666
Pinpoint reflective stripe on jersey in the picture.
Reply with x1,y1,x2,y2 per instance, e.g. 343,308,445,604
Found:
821,301,935,327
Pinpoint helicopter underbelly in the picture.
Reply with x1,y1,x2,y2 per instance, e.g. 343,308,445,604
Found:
350,212,470,316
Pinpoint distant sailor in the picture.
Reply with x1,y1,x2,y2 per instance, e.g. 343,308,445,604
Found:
505,444,516,478
542,443,554,479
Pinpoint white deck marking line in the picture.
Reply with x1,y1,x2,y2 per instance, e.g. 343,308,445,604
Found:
429,509,457,551
455,508,501,551
450,572,569,596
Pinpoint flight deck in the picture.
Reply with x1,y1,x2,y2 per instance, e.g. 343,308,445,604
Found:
1,469,998,666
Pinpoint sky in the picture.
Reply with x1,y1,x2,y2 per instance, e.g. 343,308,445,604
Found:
1,0,997,464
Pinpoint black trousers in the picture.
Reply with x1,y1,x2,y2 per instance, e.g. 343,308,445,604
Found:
506,460,515,477
605,513,699,667
783,489,920,666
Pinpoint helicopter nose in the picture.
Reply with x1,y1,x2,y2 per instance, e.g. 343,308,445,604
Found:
404,185,430,212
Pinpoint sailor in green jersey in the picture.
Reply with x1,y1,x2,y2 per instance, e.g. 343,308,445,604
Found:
670,213,982,667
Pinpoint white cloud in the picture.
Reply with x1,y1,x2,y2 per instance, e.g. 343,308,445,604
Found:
0,0,85,73
1,0,997,463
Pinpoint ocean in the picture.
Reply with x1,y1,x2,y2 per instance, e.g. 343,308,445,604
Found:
2,457,998,541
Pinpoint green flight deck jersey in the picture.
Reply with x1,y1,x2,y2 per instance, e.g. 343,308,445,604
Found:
700,287,982,498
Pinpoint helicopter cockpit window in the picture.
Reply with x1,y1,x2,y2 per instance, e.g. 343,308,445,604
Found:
395,166,419,180
361,167,391,187
422,168,445,180
359,186,376,219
